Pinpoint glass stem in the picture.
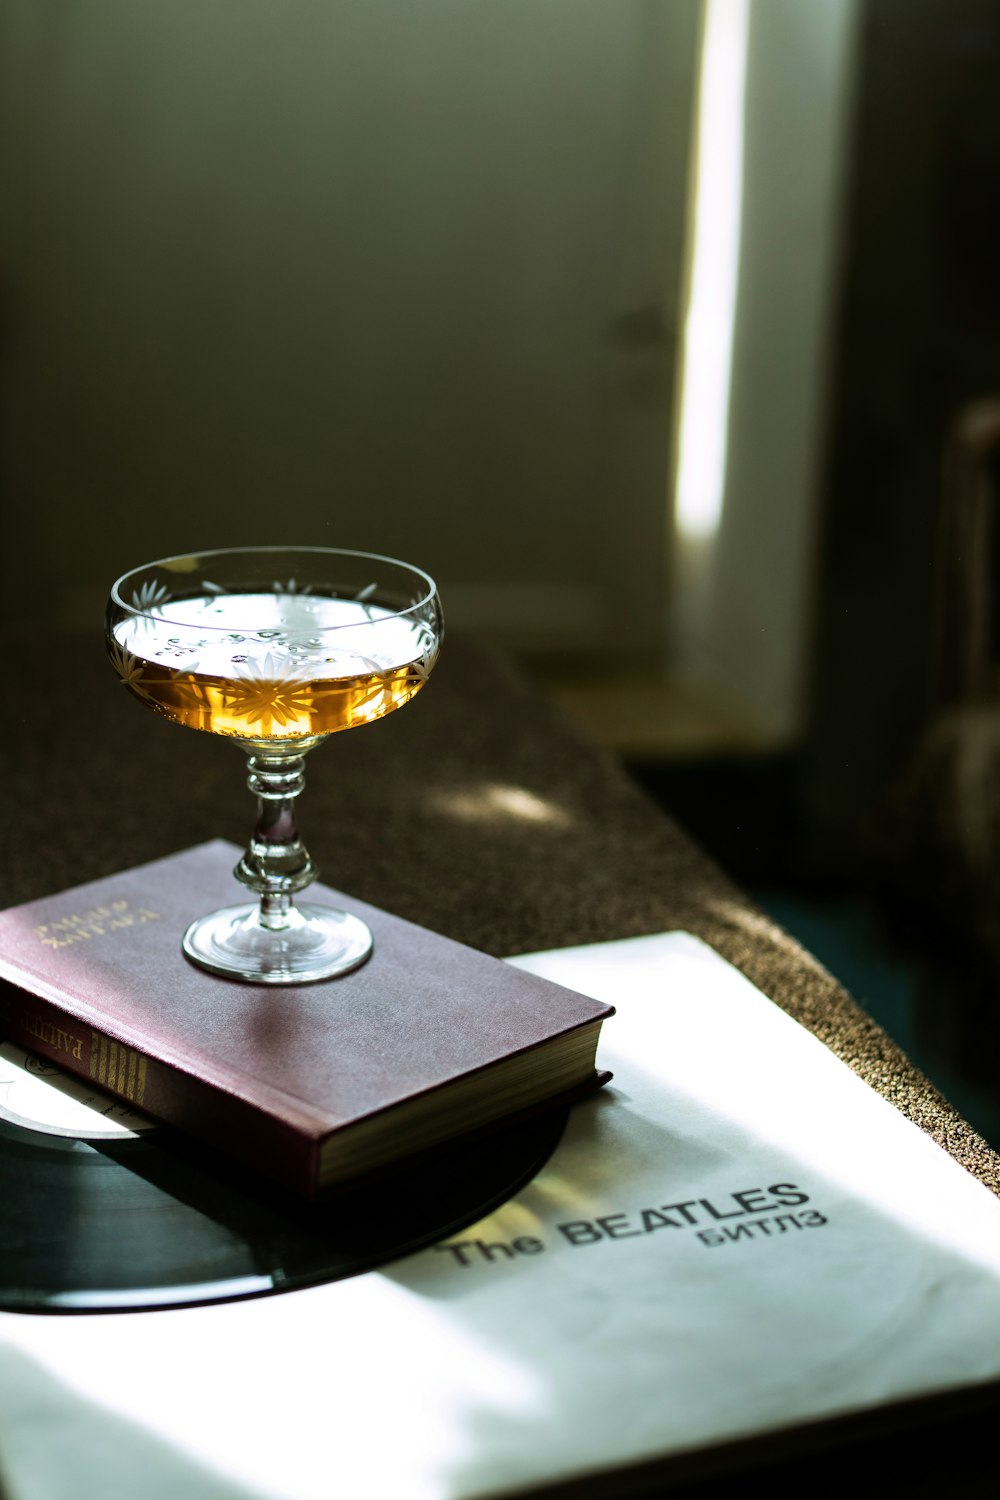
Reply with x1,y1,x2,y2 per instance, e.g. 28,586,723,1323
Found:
234,750,318,930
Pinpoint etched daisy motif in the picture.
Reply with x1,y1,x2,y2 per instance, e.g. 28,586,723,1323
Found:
108,640,150,698
130,579,171,612
273,578,312,595
356,656,401,717
223,654,313,734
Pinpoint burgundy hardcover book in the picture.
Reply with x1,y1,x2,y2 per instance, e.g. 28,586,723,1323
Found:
0,842,613,1197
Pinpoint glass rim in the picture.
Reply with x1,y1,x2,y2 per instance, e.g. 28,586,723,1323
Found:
109,545,439,632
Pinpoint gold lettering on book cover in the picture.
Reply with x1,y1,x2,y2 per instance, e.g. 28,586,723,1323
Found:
19,1012,84,1061
33,901,162,949
89,1031,146,1103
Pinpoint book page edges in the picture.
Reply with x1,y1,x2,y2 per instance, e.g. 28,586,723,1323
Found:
0,949,613,1138
0,968,611,1196
317,1017,609,1186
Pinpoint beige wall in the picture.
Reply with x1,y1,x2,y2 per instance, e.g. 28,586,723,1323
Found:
1,0,698,658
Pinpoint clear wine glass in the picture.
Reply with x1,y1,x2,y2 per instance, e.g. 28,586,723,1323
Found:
106,546,442,984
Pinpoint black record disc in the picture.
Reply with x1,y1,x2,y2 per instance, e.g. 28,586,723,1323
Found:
0,1102,566,1314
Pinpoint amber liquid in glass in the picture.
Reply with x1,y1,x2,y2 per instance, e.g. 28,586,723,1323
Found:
111,593,432,740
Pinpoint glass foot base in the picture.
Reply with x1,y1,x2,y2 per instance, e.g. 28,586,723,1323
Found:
182,902,373,985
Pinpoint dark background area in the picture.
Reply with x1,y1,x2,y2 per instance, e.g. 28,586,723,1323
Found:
631,0,1000,1151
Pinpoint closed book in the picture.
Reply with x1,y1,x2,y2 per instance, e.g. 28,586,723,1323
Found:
0,841,613,1197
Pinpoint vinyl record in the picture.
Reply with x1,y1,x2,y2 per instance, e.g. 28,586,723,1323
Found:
0,1044,567,1313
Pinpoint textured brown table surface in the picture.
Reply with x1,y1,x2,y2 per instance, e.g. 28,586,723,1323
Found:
6,628,1000,1494
7,629,998,1197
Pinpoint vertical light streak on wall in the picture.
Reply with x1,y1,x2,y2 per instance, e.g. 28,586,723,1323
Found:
673,0,750,542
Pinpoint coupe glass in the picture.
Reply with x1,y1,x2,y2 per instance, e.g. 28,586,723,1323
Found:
106,546,442,984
